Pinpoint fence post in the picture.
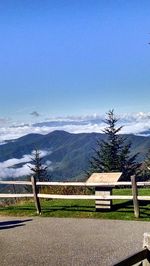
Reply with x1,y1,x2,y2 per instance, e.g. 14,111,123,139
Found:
143,233,150,266
31,176,41,215
131,175,140,218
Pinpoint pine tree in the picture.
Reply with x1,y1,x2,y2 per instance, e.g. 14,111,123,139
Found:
87,110,140,180
28,148,48,182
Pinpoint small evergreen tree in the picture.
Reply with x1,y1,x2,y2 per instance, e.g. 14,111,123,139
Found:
28,148,48,182
87,110,140,180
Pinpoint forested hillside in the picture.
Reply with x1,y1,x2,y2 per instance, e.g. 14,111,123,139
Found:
0,130,150,180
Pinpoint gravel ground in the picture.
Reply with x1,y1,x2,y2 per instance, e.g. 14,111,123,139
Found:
0,217,150,266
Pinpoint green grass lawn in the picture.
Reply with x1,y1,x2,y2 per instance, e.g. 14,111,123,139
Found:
1,188,150,220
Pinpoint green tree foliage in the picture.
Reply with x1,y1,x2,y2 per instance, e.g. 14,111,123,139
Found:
87,110,140,180
144,148,150,167
142,148,150,180
28,148,48,182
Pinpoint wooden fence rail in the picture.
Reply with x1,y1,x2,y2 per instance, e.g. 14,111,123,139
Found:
0,194,33,198
0,181,32,185
0,176,150,215
1,180,150,186
35,181,150,187
1,194,150,201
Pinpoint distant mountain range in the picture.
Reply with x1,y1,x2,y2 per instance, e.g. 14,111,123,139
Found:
0,130,150,181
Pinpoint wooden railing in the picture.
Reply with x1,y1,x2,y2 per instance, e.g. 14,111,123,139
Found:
0,176,150,215
1,178,150,265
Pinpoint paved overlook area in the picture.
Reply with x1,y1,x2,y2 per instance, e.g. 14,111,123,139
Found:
0,217,150,266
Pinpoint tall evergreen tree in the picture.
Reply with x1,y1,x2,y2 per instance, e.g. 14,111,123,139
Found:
87,110,140,180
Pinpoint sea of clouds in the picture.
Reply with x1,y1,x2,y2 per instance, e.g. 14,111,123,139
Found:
0,112,150,144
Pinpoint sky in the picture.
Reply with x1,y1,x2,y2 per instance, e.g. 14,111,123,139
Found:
0,0,150,139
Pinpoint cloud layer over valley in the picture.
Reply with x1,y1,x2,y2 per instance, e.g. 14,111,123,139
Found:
0,150,52,179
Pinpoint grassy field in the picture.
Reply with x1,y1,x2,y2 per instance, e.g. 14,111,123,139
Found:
1,188,150,220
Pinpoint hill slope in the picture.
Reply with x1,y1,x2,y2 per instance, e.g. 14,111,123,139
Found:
0,130,150,181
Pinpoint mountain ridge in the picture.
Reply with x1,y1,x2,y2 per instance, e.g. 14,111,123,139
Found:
0,130,150,181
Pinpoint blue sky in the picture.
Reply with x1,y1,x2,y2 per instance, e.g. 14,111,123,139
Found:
0,0,150,125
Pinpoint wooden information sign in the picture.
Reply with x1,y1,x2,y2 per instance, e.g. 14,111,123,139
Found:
87,172,122,210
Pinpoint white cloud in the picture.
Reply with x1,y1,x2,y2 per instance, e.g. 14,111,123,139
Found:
0,124,51,142
0,163,32,179
0,112,150,142
0,155,31,168
0,150,52,179
0,118,11,126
